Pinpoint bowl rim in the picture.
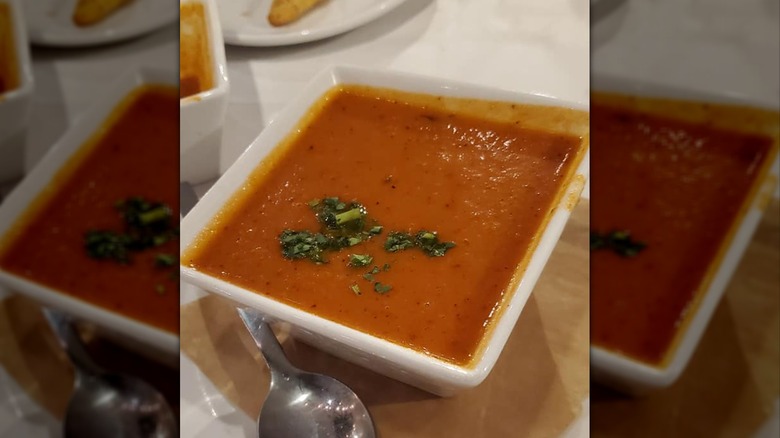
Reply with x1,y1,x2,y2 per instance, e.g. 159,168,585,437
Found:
179,65,590,387
179,0,229,107
0,0,34,101
0,67,180,356
590,73,780,388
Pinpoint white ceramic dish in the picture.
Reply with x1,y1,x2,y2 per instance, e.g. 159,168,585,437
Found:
0,0,34,183
180,65,589,396
0,68,179,362
180,0,229,184
217,0,408,47
21,0,177,47
591,74,780,394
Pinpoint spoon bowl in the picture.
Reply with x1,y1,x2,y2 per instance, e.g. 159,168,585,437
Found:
44,308,177,438
238,307,376,438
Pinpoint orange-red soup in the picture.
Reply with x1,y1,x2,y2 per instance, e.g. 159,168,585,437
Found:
591,98,774,365
179,2,213,99
185,86,585,365
0,3,19,95
0,86,179,333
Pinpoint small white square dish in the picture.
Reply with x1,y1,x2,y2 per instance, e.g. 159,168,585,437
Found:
0,68,179,364
180,0,229,184
591,75,780,394
180,65,589,396
0,0,34,183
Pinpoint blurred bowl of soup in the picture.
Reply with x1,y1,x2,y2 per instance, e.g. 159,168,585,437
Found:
180,65,590,396
179,0,229,184
0,0,34,183
590,76,780,394
0,69,180,364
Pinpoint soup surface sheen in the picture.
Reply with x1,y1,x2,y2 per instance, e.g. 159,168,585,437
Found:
185,86,583,365
179,2,213,99
0,3,19,95
0,86,179,333
591,100,774,365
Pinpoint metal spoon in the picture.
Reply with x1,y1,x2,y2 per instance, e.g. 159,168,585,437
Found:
43,308,177,438
237,307,376,438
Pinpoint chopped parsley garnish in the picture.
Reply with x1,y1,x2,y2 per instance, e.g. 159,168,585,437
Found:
85,197,178,262
414,230,456,257
373,282,392,294
155,253,176,267
279,196,383,264
348,254,373,267
384,230,455,257
280,230,327,263
83,197,178,293
278,195,457,295
591,230,646,257
84,231,132,263
385,232,415,252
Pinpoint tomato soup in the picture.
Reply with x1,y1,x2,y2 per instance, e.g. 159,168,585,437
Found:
0,86,179,333
184,85,586,365
0,2,19,95
179,2,213,99
591,94,776,366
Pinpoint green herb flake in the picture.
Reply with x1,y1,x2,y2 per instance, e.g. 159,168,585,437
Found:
385,232,415,252
362,273,374,282
279,230,326,264
591,230,646,257
84,230,132,263
373,282,392,294
155,253,176,267
348,254,373,267
368,226,383,235
414,230,456,257
382,263,391,271
349,284,362,295
369,266,381,275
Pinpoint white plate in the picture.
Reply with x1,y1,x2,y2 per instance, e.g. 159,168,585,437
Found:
22,0,177,47
217,0,408,47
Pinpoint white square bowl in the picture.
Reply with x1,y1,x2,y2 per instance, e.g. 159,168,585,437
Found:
0,0,34,183
180,0,229,184
180,65,589,396
0,68,179,363
591,75,780,394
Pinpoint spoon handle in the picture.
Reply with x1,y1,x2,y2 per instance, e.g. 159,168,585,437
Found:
237,307,297,376
43,308,104,376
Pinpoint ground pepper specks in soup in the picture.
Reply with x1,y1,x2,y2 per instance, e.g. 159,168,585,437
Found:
185,86,582,365
591,101,774,365
0,86,179,334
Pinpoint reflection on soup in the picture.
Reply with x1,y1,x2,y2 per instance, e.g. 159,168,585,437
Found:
180,2,213,99
0,86,180,333
0,3,19,95
184,85,587,365
591,95,776,366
